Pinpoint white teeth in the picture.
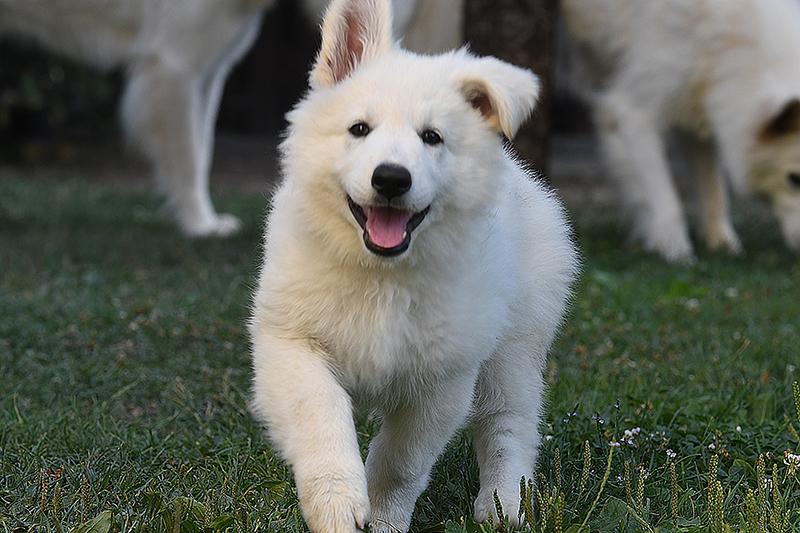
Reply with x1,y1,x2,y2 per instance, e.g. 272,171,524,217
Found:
403,231,408,239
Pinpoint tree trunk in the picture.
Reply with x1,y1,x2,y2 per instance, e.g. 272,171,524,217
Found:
465,0,557,176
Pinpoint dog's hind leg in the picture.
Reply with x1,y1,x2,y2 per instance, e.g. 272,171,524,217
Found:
595,92,695,262
196,16,262,203
471,337,547,528
365,373,478,533
121,58,240,237
688,139,742,254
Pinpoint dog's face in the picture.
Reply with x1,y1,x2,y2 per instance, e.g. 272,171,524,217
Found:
749,98,800,251
282,0,538,263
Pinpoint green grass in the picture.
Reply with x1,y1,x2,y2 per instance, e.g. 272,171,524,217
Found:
1,175,799,532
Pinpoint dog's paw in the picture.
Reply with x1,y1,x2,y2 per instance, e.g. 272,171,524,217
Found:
705,224,742,255
368,504,412,533
182,213,242,238
368,518,408,533
473,485,524,530
297,474,370,533
644,227,695,264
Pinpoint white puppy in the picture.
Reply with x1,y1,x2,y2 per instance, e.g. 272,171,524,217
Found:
249,0,577,531
562,0,800,261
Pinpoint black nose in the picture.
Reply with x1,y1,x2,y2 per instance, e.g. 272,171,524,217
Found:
372,164,412,199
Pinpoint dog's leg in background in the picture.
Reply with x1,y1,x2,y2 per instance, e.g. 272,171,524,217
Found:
595,91,694,262
197,16,263,202
395,0,464,54
471,338,547,527
365,374,478,533
121,58,240,237
687,140,742,254
250,333,369,533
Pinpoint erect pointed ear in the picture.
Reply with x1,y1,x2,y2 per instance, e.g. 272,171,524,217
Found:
761,98,800,140
456,56,540,139
310,0,393,89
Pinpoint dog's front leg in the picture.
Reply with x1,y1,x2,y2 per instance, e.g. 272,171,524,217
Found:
365,372,478,533
251,332,369,533
687,139,742,254
595,91,695,262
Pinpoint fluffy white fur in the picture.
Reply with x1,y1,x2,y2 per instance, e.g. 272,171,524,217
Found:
562,0,800,261
0,0,461,236
249,0,577,531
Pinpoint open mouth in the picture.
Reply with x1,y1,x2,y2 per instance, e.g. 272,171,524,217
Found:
347,196,430,257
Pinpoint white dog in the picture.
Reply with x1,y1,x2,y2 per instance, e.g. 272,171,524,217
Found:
562,0,800,262
0,0,461,237
0,0,271,236
249,0,577,531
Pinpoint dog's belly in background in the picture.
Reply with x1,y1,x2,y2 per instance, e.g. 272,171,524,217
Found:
0,0,142,66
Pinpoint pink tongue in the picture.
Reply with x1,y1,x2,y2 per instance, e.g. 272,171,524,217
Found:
366,207,413,248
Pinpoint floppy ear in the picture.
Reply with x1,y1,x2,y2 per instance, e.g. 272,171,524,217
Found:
310,0,393,89
456,56,540,139
761,98,800,140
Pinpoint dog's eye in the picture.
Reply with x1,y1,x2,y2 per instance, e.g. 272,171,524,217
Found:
789,172,800,188
349,122,371,138
421,129,443,146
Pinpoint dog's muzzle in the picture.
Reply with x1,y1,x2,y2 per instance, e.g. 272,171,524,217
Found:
347,196,430,257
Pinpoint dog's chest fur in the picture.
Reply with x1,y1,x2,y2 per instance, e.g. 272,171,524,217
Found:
262,241,514,402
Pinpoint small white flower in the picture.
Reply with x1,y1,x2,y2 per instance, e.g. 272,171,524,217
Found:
544,435,553,441
785,451,800,475
708,443,716,450
609,440,621,448
621,427,642,446
736,426,742,432
666,449,677,460
685,298,700,311
623,427,641,438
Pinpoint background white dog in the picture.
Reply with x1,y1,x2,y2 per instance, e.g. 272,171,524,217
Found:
249,0,576,531
0,0,272,236
562,0,800,262
0,0,462,237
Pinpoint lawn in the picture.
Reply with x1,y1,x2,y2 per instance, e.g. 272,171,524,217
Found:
1,174,799,532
